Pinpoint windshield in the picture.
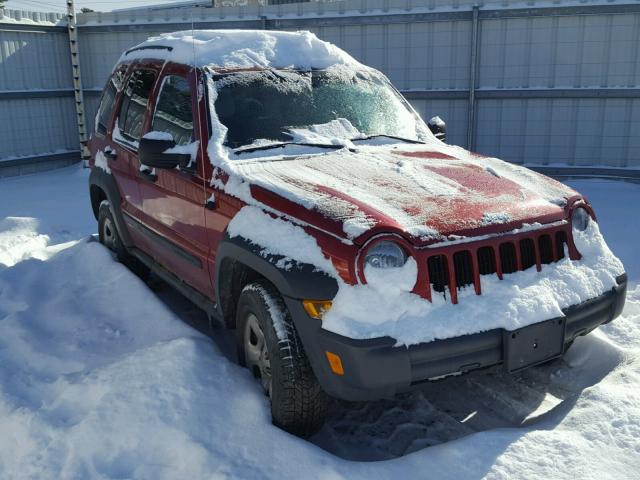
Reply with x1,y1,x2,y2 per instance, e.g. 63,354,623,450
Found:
210,68,429,149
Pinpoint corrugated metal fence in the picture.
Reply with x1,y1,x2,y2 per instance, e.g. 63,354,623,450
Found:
1,0,639,178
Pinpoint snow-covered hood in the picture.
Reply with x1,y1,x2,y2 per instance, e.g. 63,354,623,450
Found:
229,144,579,244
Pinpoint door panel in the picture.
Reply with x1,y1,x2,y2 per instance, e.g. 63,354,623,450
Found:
136,64,213,298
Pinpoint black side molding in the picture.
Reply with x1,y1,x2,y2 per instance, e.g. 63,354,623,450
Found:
129,247,223,328
122,211,202,269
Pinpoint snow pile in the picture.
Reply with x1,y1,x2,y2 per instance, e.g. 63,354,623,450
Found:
0,217,51,267
121,30,364,72
0,167,638,478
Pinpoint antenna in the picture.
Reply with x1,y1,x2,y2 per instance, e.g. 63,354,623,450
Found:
190,5,204,172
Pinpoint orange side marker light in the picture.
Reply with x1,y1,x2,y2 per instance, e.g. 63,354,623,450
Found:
325,351,345,376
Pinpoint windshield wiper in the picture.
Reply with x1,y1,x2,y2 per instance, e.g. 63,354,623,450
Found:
234,141,347,155
352,134,425,144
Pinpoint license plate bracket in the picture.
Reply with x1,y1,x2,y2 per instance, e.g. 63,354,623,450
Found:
504,318,565,373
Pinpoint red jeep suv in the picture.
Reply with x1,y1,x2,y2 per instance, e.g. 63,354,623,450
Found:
89,30,627,436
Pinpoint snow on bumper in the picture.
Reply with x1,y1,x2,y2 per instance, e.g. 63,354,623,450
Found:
322,222,625,346
290,276,626,401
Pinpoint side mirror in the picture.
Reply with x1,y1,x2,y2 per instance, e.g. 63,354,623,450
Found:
428,116,446,143
139,132,191,169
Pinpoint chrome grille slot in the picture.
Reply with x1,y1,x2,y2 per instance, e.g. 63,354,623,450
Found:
556,231,567,260
519,238,536,271
477,246,496,275
427,255,448,293
539,234,554,264
453,251,474,290
500,242,518,274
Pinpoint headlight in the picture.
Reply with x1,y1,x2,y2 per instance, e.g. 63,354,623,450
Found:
572,207,591,232
364,241,407,269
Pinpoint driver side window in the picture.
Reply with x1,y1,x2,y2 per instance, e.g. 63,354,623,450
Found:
152,75,194,146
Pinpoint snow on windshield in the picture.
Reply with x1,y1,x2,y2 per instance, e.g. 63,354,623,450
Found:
211,68,429,150
286,118,362,147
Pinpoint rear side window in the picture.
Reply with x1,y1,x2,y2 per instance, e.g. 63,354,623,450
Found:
95,65,128,135
152,76,194,145
95,84,116,135
118,69,157,141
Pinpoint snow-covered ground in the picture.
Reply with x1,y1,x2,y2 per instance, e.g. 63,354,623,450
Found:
0,165,638,479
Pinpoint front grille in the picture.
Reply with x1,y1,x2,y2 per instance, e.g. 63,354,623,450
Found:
423,224,576,304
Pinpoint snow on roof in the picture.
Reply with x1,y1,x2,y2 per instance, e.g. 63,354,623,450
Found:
120,29,364,71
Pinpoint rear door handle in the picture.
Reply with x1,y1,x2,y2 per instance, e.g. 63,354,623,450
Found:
138,168,157,182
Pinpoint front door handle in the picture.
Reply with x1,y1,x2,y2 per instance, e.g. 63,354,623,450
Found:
138,168,157,182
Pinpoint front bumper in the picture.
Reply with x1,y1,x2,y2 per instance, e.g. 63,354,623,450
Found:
286,273,627,402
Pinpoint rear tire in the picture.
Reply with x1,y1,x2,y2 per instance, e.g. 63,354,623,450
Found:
98,200,128,262
236,281,328,437
98,201,149,279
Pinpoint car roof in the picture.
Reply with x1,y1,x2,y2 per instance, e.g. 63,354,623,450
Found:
118,29,366,73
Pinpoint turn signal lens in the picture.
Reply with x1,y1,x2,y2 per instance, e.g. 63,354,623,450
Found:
302,300,332,319
325,351,345,376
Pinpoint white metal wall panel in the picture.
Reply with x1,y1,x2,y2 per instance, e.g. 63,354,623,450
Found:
0,22,77,160
79,31,158,89
0,97,77,159
479,14,640,89
0,30,72,90
475,97,640,167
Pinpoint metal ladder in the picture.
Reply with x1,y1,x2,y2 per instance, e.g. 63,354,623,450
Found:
66,0,90,167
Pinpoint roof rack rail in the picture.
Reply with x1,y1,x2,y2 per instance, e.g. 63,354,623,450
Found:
125,45,173,56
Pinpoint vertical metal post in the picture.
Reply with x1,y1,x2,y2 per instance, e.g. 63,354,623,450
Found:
66,0,90,167
467,4,480,151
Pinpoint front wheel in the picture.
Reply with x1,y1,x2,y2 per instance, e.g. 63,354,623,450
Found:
236,281,328,437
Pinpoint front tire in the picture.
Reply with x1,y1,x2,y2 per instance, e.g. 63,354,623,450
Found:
236,281,328,437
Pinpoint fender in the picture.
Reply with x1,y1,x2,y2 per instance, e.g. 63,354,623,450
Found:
89,168,134,248
214,233,339,302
